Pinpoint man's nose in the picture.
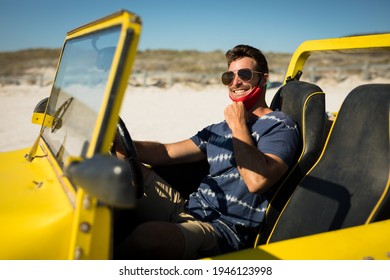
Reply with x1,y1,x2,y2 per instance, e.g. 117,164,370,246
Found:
231,74,243,86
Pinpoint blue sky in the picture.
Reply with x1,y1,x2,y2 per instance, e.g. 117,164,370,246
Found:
1,0,389,53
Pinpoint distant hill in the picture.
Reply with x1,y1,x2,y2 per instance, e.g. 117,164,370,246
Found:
1,48,389,86
0,49,60,76
0,48,292,76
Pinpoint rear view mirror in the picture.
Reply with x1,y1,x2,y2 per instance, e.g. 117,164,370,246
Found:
65,154,137,208
96,47,116,71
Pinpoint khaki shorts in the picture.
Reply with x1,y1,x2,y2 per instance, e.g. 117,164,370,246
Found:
134,171,220,258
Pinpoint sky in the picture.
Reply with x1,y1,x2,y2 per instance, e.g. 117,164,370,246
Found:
0,0,389,53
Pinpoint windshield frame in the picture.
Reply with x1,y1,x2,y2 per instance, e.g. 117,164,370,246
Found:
30,11,141,169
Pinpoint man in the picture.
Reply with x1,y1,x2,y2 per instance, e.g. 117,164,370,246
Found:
119,45,300,259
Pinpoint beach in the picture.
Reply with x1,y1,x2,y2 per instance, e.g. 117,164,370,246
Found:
0,76,388,152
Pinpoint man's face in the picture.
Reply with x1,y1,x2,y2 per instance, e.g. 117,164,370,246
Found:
227,57,261,100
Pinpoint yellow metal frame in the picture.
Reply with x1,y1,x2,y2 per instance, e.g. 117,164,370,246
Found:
284,33,390,82
63,10,142,260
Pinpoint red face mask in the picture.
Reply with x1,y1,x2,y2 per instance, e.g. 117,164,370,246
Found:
229,85,263,110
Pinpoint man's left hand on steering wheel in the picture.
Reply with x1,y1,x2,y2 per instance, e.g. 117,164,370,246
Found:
111,117,144,199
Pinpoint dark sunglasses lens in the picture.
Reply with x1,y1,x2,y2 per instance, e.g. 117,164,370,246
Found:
237,69,253,81
221,72,234,85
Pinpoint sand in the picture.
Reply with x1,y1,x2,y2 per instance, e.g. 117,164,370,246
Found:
1,76,388,152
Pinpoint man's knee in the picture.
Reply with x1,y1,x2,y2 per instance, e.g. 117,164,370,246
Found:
125,222,186,259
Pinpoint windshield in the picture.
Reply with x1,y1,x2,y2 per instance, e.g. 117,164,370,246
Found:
42,26,121,166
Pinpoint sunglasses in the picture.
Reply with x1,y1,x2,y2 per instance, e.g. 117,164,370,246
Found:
221,68,263,85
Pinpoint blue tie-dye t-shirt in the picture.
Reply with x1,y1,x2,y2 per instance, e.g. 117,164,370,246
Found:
186,111,300,252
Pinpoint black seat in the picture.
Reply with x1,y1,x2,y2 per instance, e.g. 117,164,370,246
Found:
256,80,326,245
271,80,327,176
266,84,390,243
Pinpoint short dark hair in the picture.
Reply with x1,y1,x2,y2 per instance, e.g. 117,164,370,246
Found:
225,44,269,74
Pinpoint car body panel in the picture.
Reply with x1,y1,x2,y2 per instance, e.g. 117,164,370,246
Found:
207,219,390,260
0,145,74,259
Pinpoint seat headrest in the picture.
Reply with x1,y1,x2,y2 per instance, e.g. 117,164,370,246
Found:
270,81,326,169
271,81,324,126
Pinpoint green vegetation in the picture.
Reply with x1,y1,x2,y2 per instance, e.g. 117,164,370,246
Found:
0,49,60,76
1,48,388,86
0,48,292,77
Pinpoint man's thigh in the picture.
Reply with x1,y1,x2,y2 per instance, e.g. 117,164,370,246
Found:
175,213,220,258
135,171,220,258
135,171,186,222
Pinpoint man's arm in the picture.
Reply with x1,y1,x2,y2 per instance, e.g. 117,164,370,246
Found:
134,139,206,166
224,102,289,194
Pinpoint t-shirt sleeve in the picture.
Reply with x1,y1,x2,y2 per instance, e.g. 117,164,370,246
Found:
190,125,212,154
258,122,300,167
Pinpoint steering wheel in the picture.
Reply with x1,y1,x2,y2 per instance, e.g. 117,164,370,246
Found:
112,117,144,199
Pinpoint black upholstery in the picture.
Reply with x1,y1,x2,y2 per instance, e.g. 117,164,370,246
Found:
256,81,326,244
271,80,327,177
152,160,209,198
267,84,390,243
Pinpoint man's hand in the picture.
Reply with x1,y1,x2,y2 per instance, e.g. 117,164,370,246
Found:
224,101,248,130
224,101,289,194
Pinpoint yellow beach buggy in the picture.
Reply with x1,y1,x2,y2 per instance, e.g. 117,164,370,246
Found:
0,10,388,260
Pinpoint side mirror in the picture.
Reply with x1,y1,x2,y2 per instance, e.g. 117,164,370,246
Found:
31,97,55,127
65,154,137,208
32,112,55,127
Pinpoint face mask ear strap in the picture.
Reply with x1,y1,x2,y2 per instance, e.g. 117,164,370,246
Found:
256,73,264,87
258,73,267,88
